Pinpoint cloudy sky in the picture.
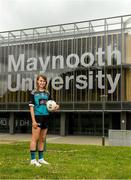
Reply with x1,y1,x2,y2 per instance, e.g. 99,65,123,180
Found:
0,0,131,32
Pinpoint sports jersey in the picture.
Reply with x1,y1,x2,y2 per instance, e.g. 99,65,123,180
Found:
29,89,52,116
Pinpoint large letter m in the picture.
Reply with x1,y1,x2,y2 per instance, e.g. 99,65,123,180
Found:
8,54,25,72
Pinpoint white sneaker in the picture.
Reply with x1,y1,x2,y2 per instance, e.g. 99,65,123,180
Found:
38,159,49,165
30,159,41,167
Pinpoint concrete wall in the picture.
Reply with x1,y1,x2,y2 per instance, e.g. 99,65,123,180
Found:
109,129,131,146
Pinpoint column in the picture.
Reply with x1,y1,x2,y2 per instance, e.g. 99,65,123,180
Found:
60,112,66,136
9,112,15,134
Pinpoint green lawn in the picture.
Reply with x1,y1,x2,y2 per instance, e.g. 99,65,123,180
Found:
0,142,131,179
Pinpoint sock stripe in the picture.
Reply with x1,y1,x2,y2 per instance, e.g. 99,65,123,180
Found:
30,150,36,152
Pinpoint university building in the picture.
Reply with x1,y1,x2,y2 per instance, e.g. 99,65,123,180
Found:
0,14,131,136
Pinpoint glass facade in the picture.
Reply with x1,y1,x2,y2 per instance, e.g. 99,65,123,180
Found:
0,15,131,135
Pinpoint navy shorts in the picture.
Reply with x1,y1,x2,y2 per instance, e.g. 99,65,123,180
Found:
35,115,49,129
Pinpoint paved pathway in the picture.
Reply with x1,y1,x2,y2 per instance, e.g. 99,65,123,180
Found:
0,133,109,145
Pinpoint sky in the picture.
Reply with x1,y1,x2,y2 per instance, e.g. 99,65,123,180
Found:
0,0,131,32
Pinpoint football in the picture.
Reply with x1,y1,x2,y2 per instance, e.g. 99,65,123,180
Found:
46,100,57,112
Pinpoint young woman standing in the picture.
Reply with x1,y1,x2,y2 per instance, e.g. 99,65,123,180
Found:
29,75,59,167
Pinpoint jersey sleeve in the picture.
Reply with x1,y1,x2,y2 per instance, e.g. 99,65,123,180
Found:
29,91,35,107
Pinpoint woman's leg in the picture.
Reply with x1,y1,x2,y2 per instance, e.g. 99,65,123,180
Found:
38,128,48,151
38,128,49,164
30,127,41,161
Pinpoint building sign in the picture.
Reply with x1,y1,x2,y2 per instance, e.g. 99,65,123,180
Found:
0,118,8,126
15,119,30,127
7,44,121,94
0,118,9,133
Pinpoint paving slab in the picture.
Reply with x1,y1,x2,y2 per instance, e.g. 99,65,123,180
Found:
0,133,109,145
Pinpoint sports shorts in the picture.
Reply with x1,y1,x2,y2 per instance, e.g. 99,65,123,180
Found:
35,115,49,129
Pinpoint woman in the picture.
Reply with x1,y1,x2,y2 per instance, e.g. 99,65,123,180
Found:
29,74,59,167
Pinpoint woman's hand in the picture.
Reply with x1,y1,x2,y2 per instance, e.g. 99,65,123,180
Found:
54,104,60,111
32,121,38,129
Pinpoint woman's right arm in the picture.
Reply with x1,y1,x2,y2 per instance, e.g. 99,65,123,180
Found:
30,106,38,129
29,91,38,129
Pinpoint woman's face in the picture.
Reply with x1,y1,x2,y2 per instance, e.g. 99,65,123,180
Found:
37,76,47,89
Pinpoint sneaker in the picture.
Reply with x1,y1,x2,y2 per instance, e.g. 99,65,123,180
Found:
38,159,49,165
30,159,41,167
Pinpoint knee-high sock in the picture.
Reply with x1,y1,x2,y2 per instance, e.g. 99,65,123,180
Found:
38,151,43,160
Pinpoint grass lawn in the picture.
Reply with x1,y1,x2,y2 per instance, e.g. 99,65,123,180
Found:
0,142,131,179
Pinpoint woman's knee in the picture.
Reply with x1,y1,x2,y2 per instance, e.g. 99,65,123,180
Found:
31,134,39,142
39,136,45,143
31,138,37,145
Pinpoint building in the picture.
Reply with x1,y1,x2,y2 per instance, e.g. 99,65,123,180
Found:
0,14,131,136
